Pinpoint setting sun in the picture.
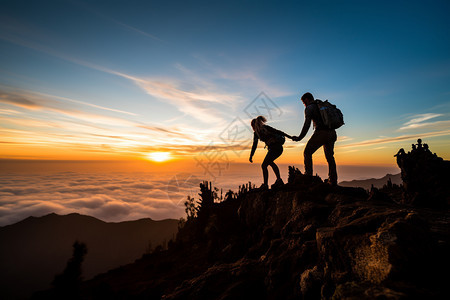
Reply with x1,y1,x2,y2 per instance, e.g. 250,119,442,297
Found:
147,152,171,162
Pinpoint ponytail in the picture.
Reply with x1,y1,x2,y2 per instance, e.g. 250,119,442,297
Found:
251,116,267,138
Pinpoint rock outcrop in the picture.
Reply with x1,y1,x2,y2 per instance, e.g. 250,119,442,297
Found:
73,142,449,300
395,139,450,207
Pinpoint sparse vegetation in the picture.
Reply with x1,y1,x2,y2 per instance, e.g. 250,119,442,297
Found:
51,241,87,299
184,195,198,220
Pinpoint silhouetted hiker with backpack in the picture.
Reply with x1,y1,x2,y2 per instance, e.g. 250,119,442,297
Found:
249,116,292,190
292,92,344,186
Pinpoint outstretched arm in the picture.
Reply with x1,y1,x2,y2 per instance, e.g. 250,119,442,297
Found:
295,112,312,141
249,133,258,162
298,116,311,140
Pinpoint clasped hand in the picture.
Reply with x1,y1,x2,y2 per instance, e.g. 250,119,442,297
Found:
287,135,301,142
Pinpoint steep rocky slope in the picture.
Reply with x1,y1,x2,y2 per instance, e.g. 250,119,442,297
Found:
67,142,449,299
78,194,447,297
0,213,178,299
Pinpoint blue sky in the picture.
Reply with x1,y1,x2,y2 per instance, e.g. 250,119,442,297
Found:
0,0,449,165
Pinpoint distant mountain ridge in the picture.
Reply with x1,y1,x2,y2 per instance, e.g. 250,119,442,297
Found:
339,173,401,190
0,213,178,299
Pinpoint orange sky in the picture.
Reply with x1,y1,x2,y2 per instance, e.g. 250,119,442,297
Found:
1,132,448,165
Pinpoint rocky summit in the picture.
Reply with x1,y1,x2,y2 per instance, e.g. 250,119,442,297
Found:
395,138,450,208
40,142,449,299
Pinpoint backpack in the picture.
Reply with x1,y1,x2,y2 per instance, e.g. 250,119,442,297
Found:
315,99,344,129
267,133,285,147
259,125,285,147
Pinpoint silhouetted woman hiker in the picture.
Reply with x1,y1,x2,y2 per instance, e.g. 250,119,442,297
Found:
249,116,292,189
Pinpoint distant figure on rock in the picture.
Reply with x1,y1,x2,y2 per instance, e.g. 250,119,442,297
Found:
292,92,338,186
249,116,292,189
394,148,406,167
395,139,450,207
417,138,423,150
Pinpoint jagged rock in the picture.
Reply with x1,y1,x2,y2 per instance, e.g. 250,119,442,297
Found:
395,139,450,207
162,259,266,300
299,265,323,298
353,212,432,283
332,282,407,300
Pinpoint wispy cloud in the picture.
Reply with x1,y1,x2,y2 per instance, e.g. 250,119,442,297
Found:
133,79,236,124
72,0,163,42
85,66,242,125
338,129,450,149
399,120,450,131
0,81,239,156
189,55,294,99
112,20,163,42
0,108,22,115
0,91,41,109
0,89,137,127
337,136,354,142
33,90,138,116
0,88,219,156
405,113,443,125
399,113,444,130
1,84,137,117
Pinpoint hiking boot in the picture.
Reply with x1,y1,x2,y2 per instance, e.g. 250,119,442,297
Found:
271,178,284,189
258,183,268,190
325,178,338,187
275,178,284,185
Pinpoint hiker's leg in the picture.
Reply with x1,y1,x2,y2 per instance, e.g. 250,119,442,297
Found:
324,131,337,184
304,132,323,176
263,146,283,183
268,145,283,180
270,162,281,179
261,154,271,186
261,163,269,186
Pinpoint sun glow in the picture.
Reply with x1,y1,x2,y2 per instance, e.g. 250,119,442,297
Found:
147,152,171,162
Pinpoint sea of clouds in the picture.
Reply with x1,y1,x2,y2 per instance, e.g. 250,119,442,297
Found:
0,172,202,226
0,163,399,226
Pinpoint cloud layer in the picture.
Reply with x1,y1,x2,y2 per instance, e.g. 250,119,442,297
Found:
0,172,199,226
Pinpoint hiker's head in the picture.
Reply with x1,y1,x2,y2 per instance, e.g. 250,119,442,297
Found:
301,92,314,105
251,116,267,133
